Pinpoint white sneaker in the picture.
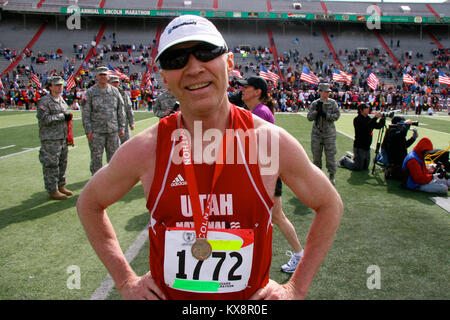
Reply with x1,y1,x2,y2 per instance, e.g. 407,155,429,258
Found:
281,251,302,274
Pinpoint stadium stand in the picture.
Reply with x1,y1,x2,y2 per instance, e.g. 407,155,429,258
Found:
0,1,449,112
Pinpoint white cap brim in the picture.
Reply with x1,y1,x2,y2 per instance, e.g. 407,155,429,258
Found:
155,15,227,63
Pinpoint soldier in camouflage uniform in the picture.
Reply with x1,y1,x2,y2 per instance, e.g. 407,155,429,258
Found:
108,75,135,144
82,66,125,175
152,90,178,119
307,83,341,185
37,76,73,200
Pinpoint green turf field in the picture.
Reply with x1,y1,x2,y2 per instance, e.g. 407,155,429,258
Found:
0,110,449,300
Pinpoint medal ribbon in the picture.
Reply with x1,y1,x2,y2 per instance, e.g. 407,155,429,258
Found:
177,112,232,240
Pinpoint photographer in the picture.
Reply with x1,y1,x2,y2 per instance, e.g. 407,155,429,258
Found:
402,137,449,194
380,116,418,180
153,90,179,119
338,103,385,171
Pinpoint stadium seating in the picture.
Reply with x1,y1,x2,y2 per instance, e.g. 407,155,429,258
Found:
1,6,449,88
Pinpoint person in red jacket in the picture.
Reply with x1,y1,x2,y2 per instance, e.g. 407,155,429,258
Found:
402,137,449,194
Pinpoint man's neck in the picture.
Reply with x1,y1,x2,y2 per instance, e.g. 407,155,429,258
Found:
181,99,231,136
51,93,60,100
97,82,108,89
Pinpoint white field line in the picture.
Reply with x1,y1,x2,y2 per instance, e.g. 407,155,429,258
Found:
90,225,149,300
0,145,15,149
0,117,83,129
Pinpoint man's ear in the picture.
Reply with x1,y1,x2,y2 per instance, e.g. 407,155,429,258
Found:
226,52,234,74
160,70,168,87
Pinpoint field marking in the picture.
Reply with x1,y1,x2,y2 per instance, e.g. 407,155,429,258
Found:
0,145,15,150
0,117,156,160
90,225,149,300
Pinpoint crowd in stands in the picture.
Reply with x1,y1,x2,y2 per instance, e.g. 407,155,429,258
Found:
1,32,450,115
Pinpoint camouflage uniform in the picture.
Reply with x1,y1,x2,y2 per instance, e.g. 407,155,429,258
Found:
119,88,134,144
37,93,69,193
152,91,178,119
307,97,340,178
82,83,125,175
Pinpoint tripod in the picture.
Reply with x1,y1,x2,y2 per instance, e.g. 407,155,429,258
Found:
371,125,386,174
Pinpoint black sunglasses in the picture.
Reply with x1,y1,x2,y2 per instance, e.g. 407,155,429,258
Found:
158,43,227,70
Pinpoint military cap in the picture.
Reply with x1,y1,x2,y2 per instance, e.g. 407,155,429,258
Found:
96,66,109,75
318,82,332,92
48,76,64,86
108,75,120,83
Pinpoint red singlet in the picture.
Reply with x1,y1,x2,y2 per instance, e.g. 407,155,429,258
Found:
146,105,273,299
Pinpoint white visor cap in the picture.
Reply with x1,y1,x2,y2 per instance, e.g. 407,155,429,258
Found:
155,15,227,62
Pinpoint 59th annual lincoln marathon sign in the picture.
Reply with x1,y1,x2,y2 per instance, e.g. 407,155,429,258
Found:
60,7,450,24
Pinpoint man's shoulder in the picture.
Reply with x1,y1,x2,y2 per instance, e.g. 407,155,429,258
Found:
118,123,159,161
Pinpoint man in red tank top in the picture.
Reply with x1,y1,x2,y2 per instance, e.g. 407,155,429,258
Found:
77,15,343,300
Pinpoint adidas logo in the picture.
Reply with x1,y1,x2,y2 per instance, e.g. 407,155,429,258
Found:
229,222,241,229
170,174,187,187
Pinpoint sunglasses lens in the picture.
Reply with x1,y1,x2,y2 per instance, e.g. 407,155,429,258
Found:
159,50,189,70
194,46,226,62
159,44,226,70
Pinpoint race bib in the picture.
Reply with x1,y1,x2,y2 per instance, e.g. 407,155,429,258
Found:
164,228,254,293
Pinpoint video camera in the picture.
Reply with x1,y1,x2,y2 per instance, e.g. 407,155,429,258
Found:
389,121,419,128
435,161,449,179
380,110,402,119
380,111,395,118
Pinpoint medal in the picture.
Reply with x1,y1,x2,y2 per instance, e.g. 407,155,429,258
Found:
177,110,233,261
191,238,212,261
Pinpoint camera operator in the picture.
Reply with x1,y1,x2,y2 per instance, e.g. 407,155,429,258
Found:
402,137,449,194
338,103,385,171
380,116,418,179
153,89,179,120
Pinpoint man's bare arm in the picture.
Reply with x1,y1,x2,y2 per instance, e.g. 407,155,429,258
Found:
76,127,165,299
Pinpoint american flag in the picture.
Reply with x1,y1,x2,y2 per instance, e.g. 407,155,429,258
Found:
31,73,41,88
438,70,450,85
367,71,380,90
333,68,352,85
300,66,320,85
140,71,152,90
403,73,417,85
107,64,129,80
260,64,280,83
66,74,76,91
230,69,243,79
